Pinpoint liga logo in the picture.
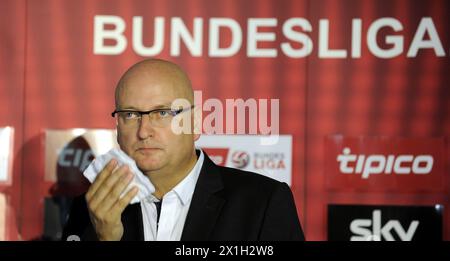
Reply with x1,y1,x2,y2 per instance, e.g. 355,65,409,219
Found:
231,151,250,169
196,135,292,185
201,147,287,171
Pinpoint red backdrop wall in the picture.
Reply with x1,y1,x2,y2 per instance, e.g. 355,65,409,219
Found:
0,0,448,240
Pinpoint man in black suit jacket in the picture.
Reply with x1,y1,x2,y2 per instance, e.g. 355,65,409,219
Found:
63,151,304,240
62,59,304,241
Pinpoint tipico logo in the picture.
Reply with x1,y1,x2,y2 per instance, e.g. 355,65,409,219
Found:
337,147,433,179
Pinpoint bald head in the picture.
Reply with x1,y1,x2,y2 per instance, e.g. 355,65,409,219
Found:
115,59,194,108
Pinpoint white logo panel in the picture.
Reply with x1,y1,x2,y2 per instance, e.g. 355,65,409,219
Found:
195,135,292,186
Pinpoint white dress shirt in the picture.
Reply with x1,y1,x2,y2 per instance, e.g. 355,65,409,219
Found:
140,150,204,241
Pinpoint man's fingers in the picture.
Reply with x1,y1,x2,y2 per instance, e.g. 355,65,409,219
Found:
95,171,134,214
86,159,117,199
112,186,139,216
87,165,129,211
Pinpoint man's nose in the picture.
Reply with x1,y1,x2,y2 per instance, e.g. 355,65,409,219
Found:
137,115,155,139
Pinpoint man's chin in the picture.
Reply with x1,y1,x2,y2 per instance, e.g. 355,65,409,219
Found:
135,159,165,172
132,150,165,171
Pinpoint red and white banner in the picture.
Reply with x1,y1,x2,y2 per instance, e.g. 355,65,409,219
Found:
325,136,446,192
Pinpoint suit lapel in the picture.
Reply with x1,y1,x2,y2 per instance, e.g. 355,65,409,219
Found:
117,153,224,241
121,203,144,241
181,155,225,241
